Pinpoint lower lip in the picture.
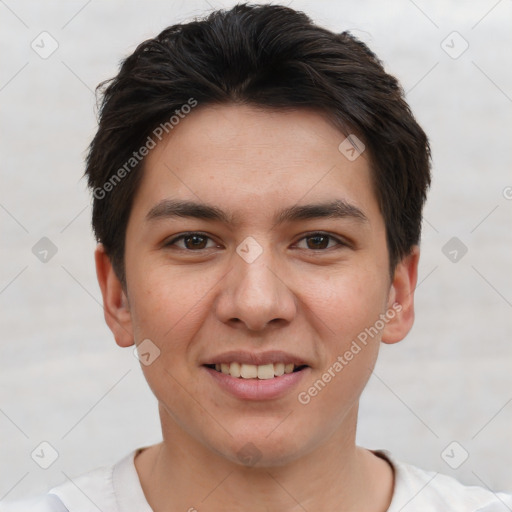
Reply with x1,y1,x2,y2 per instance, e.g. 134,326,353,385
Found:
203,366,310,401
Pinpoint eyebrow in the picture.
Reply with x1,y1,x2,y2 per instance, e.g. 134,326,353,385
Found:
145,198,368,226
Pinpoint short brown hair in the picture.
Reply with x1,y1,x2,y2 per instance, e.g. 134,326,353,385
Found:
85,3,431,285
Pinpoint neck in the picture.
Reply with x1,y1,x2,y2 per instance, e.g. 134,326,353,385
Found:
135,404,394,512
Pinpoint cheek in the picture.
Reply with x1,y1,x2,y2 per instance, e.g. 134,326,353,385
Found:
295,272,385,430
302,268,388,344
128,265,216,400
297,269,386,399
129,264,212,342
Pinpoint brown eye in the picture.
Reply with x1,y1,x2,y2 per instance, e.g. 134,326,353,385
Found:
296,232,345,251
306,234,330,249
165,232,216,250
183,234,209,249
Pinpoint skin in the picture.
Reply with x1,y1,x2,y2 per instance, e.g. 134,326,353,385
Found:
96,104,419,511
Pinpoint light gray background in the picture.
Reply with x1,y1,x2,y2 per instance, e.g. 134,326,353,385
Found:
1,0,511,503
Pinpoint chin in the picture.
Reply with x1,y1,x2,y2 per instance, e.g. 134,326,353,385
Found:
214,429,309,469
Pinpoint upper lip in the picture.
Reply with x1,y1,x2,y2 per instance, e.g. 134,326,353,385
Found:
201,350,310,367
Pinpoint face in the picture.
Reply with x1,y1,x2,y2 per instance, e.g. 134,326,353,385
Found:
97,104,418,467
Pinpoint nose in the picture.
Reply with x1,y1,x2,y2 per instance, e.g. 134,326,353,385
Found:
214,245,297,332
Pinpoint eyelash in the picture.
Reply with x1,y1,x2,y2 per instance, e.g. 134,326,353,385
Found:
164,231,349,252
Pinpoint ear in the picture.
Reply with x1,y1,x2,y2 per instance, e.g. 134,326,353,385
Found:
95,244,134,347
381,246,420,345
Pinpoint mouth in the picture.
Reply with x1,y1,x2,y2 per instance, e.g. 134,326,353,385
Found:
203,362,309,380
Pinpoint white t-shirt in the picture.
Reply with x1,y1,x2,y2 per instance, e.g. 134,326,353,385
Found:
2,448,511,511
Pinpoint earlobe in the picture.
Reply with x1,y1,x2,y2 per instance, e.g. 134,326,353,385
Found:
94,244,134,347
381,246,420,345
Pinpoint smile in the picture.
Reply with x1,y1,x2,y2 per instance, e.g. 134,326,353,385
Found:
205,362,309,379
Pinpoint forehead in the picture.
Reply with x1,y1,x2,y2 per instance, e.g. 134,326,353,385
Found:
131,104,380,228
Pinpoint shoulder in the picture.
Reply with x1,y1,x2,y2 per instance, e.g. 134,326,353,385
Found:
0,456,123,512
48,462,117,511
0,494,69,511
375,450,512,512
1,449,149,512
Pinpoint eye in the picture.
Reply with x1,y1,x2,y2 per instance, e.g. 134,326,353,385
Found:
295,232,347,251
165,232,218,251
164,231,348,252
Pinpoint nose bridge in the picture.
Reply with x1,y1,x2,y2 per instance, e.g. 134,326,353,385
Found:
217,236,296,330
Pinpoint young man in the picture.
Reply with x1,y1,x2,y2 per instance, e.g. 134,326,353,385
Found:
4,3,511,511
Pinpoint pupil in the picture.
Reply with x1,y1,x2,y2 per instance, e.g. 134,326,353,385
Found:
186,235,206,249
308,235,327,249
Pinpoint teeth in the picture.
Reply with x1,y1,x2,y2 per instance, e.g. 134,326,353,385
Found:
257,363,274,380
240,363,258,379
230,362,241,378
274,363,285,376
211,362,304,379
